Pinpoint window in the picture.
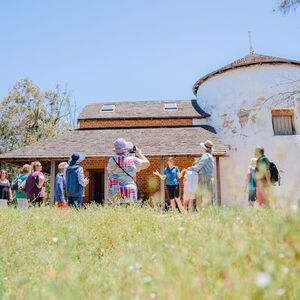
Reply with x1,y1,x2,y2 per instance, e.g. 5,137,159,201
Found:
164,102,178,111
271,108,296,135
101,104,115,112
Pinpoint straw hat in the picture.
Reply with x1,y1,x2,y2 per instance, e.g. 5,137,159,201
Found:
200,140,214,152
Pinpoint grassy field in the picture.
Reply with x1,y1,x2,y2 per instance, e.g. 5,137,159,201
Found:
0,206,299,300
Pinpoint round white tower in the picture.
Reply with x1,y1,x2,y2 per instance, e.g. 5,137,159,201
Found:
194,53,300,206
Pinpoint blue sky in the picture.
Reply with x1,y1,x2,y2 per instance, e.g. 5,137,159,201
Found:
0,0,299,112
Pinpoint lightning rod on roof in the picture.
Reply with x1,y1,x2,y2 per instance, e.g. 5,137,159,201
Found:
248,31,254,55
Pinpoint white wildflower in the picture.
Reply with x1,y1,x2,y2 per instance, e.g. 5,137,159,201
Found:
178,226,184,232
255,272,272,288
276,288,285,296
291,204,298,211
143,275,152,283
134,262,142,270
281,267,289,274
128,265,134,272
4,277,8,280
52,237,59,243
149,292,157,299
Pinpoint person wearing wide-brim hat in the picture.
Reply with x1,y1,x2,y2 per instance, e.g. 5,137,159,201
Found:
66,152,89,208
107,138,150,205
189,140,215,208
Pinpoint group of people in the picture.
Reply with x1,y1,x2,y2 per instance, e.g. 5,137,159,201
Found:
0,138,273,210
244,146,273,207
108,138,215,212
0,153,89,208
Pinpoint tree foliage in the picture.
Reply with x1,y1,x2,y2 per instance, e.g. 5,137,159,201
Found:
0,78,76,154
278,0,300,13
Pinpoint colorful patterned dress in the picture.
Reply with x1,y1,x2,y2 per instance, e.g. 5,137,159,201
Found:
107,155,144,204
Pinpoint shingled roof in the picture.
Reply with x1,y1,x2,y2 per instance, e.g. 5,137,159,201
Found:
78,100,210,120
0,127,227,159
193,53,300,95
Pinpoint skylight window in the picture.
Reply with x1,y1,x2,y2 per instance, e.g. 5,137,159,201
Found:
164,102,178,111
101,104,115,112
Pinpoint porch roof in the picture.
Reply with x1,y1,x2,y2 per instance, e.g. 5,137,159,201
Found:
0,126,227,160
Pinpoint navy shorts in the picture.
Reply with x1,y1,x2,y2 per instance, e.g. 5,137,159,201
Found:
248,189,256,202
167,185,180,199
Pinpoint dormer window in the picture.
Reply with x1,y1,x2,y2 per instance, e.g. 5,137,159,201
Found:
164,102,178,111
101,104,115,112
271,108,296,135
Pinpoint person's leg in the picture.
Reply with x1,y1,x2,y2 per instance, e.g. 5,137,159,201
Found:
37,197,44,206
256,187,265,206
76,197,83,208
167,185,176,212
183,198,189,211
183,191,189,210
68,196,75,207
248,189,256,207
188,199,194,212
175,197,185,213
31,197,43,206
170,199,176,211
174,185,185,213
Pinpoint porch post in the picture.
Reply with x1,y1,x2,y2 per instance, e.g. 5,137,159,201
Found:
160,156,165,211
216,156,222,206
104,161,108,203
49,160,56,204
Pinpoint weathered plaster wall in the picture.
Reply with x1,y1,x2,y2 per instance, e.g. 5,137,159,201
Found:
196,64,300,206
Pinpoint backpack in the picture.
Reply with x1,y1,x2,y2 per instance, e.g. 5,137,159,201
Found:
11,176,27,192
269,162,280,185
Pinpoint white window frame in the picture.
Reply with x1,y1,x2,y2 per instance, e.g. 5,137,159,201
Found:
271,108,296,136
164,102,178,111
101,104,115,112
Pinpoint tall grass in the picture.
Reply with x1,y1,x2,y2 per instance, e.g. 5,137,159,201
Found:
0,206,299,299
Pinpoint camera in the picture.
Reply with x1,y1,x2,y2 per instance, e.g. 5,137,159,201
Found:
129,146,136,154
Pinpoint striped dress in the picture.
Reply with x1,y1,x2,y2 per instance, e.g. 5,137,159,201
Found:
107,155,144,204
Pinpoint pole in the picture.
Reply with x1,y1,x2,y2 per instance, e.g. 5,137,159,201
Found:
49,160,56,205
160,156,165,211
216,157,222,206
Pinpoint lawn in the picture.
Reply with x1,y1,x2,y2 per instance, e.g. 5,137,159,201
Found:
0,206,299,299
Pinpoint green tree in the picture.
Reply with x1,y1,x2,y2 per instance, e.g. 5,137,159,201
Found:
0,78,76,154
278,0,300,13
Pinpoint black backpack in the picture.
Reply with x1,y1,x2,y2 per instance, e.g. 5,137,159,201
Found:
269,162,280,185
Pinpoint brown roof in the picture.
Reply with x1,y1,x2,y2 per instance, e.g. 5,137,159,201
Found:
193,53,300,95
78,100,208,120
0,127,227,159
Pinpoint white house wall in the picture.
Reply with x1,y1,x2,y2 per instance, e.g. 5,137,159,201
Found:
196,64,300,207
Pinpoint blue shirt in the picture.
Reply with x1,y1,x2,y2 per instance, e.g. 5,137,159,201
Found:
164,166,180,186
190,153,214,177
54,172,66,202
248,168,256,190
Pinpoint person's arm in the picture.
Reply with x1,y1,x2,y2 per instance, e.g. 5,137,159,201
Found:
78,167,89,187
177,168,186,179
36,174,45,189
189,154,209,173
244,172,250,192
8,181,13,201
265,169,271,186
153,171,166,181
135,147,150,170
